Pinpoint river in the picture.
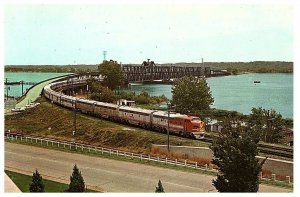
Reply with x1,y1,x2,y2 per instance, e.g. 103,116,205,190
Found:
127,73,293,119
4,72,293,119
4,72,68,98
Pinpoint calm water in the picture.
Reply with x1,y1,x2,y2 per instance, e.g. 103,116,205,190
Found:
4,72,293,118
127,73,293,118
4,72,68,97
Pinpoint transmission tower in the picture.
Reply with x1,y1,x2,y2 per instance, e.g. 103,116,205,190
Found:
103,50,107,61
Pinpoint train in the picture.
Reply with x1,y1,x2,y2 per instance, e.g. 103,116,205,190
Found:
43,78,206,139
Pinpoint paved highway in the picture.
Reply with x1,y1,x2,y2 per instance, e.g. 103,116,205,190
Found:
5,142,292,192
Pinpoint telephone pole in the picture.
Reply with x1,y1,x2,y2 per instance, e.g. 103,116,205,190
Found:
5,78,8,100
73,100,77,141
21,80,24,96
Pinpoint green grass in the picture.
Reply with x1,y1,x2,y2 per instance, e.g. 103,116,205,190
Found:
5,170,69,192
260,179,293,189
5,170,98,192
5,97,208,154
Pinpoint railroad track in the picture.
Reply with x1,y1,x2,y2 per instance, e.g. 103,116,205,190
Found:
5,131,293,159
199,136,293,159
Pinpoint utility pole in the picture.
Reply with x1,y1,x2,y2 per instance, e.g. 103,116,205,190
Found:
21,80,24,96
72,78,74,96
266,110,270,143
5,78,8,100
86,84,89,98
73,101,77,137
167,103,170,152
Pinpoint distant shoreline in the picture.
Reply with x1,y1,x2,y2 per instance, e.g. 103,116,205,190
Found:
4,61,293,74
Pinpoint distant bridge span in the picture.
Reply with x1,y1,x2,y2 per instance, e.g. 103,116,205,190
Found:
121,65,211,83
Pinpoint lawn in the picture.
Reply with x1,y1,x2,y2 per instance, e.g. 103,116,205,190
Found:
5,170,98,192
5,170,69,192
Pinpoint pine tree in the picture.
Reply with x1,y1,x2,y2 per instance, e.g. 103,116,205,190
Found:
68,164,85,192
155,180,165,193
210,117,266,192
29,169,45,192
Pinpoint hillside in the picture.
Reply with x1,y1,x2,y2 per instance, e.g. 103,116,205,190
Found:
5,97,207,154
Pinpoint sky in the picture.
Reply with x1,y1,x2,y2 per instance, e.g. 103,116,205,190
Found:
3,3,293,65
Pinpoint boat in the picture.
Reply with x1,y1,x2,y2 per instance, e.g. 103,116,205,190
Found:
254,81,261,83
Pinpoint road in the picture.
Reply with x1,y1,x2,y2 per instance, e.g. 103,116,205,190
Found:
15,76,68,108
5,142,292,193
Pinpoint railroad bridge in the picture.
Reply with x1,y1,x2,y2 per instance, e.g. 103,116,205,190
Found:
122,60,211,83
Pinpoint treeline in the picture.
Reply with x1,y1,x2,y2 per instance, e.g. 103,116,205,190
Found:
168,61,293,73
5,61,293,74
128,61,293,73
4,65,98,73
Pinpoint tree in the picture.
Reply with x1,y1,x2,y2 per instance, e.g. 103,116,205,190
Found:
68,164,85,192
87,78,116,103
155,180,165,193
90,87,116,103
248,107,285,143
210,117,265,192
98,60,124,90
29,169,45,192
135,91,152,104
171,76,214,114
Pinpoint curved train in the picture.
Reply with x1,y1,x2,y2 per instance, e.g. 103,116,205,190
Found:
43,77,206,139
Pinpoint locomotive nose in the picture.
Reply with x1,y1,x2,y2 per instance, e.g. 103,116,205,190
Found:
199,121,205,132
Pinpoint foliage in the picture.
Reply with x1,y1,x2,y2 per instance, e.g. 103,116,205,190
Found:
155,180,165,193
210,117,265,192
117,90,168,105
169,61,293,73
98,60,124,90
171,76,214,114
5,64,98,73
6,170,70,192
248,107,285,143
68,164,85,192
193,108,243,121
87,78,116,103
5,61,293,74
135,91,152,104
90,87,116,103
117,91,136,101
29,169,45,192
